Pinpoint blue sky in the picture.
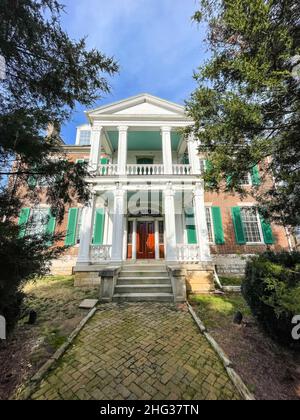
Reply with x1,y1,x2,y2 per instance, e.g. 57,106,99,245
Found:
60,0,207,144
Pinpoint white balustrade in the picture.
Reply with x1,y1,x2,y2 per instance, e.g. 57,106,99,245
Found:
172,164,192,175
98,164,118,176
176,244,200,262
97,163,194,176
90,245,112,261
126,164,164,175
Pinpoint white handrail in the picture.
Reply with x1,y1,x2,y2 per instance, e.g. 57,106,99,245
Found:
126,164,164,175
172,164,192,175
98,164,118,176
176,244,200,262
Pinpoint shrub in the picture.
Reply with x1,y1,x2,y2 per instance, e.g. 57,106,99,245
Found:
242,251,300,348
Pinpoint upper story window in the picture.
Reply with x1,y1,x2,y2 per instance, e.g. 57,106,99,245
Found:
238,172,252,186
79,130,91,146
240,207,262,243
26,208,49,237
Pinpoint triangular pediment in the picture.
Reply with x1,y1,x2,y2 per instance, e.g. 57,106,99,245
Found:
87,94,186,117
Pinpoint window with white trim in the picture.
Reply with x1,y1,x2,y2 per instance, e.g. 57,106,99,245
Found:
205,207,214,243
238,172,252,185
79,130,91,146
26,208,49,237
75,208,83,244
240,207,262,243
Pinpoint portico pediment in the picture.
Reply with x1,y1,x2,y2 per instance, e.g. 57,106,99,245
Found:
86,93,187,119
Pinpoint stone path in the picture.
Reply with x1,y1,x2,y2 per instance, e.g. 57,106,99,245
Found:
31,303,240,400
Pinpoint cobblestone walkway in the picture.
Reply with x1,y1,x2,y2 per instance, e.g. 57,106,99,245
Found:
31,303,240,400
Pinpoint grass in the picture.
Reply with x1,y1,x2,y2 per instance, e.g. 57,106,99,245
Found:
189,293,251,329
22,275,98,353
189,293,300,400
0,275,98,400
219,276,244,286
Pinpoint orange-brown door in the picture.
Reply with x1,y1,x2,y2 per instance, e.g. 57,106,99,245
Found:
137,222,155,259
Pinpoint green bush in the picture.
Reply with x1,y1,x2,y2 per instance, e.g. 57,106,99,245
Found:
242,251,300,348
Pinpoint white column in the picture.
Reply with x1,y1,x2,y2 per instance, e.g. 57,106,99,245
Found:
161,126,173,174
132,219,137,260
193,182,211,261
111,184,126,262
89,125,102,172
187,134,201,175
117,126,128,175
155,220,160,260
164,183,177,261
122,216,127,261
77,193,96,264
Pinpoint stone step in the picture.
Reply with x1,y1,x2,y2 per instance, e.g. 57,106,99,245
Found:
115,284,173,294
119,270,169,278
117,277,171,285
122,264,167,272
112,293,174,302
118,275,169,281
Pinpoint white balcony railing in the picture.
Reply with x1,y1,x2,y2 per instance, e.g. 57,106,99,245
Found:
126,164,164,175
90,245,112,262
172,164,192,175
98,164,118,176
176,244,200,262
97,163,194,176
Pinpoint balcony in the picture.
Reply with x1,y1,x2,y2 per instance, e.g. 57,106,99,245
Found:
96,163,193,176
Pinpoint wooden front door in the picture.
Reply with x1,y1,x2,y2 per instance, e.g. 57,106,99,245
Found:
137,221,155,259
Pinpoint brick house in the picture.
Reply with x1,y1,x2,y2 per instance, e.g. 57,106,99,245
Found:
18,94,290,301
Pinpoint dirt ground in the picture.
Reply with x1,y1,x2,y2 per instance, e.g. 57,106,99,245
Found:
0,276,97,400
190,293,300,400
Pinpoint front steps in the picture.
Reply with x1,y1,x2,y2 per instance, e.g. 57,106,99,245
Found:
113,263,174,302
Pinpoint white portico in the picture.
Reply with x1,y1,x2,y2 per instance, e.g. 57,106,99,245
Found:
75,94,211,269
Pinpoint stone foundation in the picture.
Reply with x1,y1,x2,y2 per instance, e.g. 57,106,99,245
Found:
212,254,253,277
184,264,215,294
50,256,77,276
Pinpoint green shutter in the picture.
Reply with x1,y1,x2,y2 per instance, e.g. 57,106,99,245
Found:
260,214,274,244
205,160,214,187
93,208,105,245
211,207,225,244
18,208,31,238
65,208,78,246
231,207,246,244
46,210,56,246
100,157,109,175
226,174,232,187
251,165,261,186
185,208,197,244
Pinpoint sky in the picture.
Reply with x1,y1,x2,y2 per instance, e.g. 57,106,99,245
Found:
60,0,208,144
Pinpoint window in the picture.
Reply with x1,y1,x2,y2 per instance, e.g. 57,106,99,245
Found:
240,207,262,243
238,172,252,185
79,130,91,146
75,208,83,243
26,208,49,237
205,207,214,243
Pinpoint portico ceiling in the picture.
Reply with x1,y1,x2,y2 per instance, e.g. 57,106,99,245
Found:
106,130,182,151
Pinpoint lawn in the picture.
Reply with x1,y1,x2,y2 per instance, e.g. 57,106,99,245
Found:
0,276,98,400
190,293,300,400
218,276,243,287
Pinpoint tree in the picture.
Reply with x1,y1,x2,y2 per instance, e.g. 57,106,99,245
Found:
0,0,118,331
186,0,300,227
